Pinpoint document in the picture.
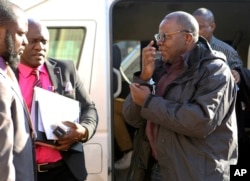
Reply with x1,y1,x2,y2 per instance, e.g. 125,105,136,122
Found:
31,87,80,141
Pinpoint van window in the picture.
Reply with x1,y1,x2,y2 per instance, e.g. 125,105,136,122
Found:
48,28,86,66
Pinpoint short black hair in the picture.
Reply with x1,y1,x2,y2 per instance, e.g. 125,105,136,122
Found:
0,0,18,26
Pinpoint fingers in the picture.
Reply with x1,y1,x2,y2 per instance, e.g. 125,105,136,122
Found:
130,83,151,105
57,122,83,142
54,122,83,151
147,40,155,47
62,121,76,128
141,40,157,81
143,40,156,56
56,135,76,151
56,142,73,151
231,69,240,83
130,83,150,92
130,84,148,95
130,83,140,88
143,43,156,58
130,83,142,94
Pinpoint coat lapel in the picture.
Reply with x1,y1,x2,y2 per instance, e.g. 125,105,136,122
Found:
1,68,23,100
46,59,64,94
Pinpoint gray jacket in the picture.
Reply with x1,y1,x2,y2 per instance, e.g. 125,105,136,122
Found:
0,68,35,181
123,37,238,181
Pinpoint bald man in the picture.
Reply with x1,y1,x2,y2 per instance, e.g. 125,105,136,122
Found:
192,7,243,82
123,11,237,181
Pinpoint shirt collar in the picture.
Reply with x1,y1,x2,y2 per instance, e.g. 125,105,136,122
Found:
18,63,46,78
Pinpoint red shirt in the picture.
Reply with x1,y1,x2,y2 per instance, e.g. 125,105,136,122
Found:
18,63,62,163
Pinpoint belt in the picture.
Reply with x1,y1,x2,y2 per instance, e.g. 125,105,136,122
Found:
37,160,64,172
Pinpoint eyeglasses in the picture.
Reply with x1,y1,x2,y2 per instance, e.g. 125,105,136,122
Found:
154,30,191,42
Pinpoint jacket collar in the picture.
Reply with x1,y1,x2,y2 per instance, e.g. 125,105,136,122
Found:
186,36,226,68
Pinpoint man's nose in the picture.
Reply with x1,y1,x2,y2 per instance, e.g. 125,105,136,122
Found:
34,41,45,49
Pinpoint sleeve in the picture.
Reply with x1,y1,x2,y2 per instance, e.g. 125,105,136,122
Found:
72,62,99,141
227,49,243,70
122,71,151,128
0,77,15,180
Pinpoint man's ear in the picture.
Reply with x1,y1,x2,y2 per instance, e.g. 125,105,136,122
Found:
185,32,194,44
210,22,216,32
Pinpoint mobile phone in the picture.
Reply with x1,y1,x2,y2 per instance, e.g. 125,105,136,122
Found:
53,126,67,138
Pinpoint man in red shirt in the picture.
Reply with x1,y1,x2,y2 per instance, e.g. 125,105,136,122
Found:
17,18,98,181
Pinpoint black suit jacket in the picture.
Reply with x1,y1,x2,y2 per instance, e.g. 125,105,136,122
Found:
17,58,99,181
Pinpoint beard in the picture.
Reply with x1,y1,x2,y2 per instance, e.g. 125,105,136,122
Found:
2,31,20,70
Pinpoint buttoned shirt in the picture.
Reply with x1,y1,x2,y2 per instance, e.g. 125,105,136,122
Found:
210,36,243,69
18,63,62,163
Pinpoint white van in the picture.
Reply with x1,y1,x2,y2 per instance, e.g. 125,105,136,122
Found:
11,0,250,180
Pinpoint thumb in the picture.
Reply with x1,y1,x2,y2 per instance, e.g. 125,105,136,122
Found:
62,121,76,128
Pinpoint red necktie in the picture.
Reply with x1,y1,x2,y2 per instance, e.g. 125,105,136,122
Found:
31,69,42,87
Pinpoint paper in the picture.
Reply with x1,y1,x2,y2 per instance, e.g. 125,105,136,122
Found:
31,87,80,140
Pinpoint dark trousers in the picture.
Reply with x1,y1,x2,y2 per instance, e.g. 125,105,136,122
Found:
37,162,77,181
